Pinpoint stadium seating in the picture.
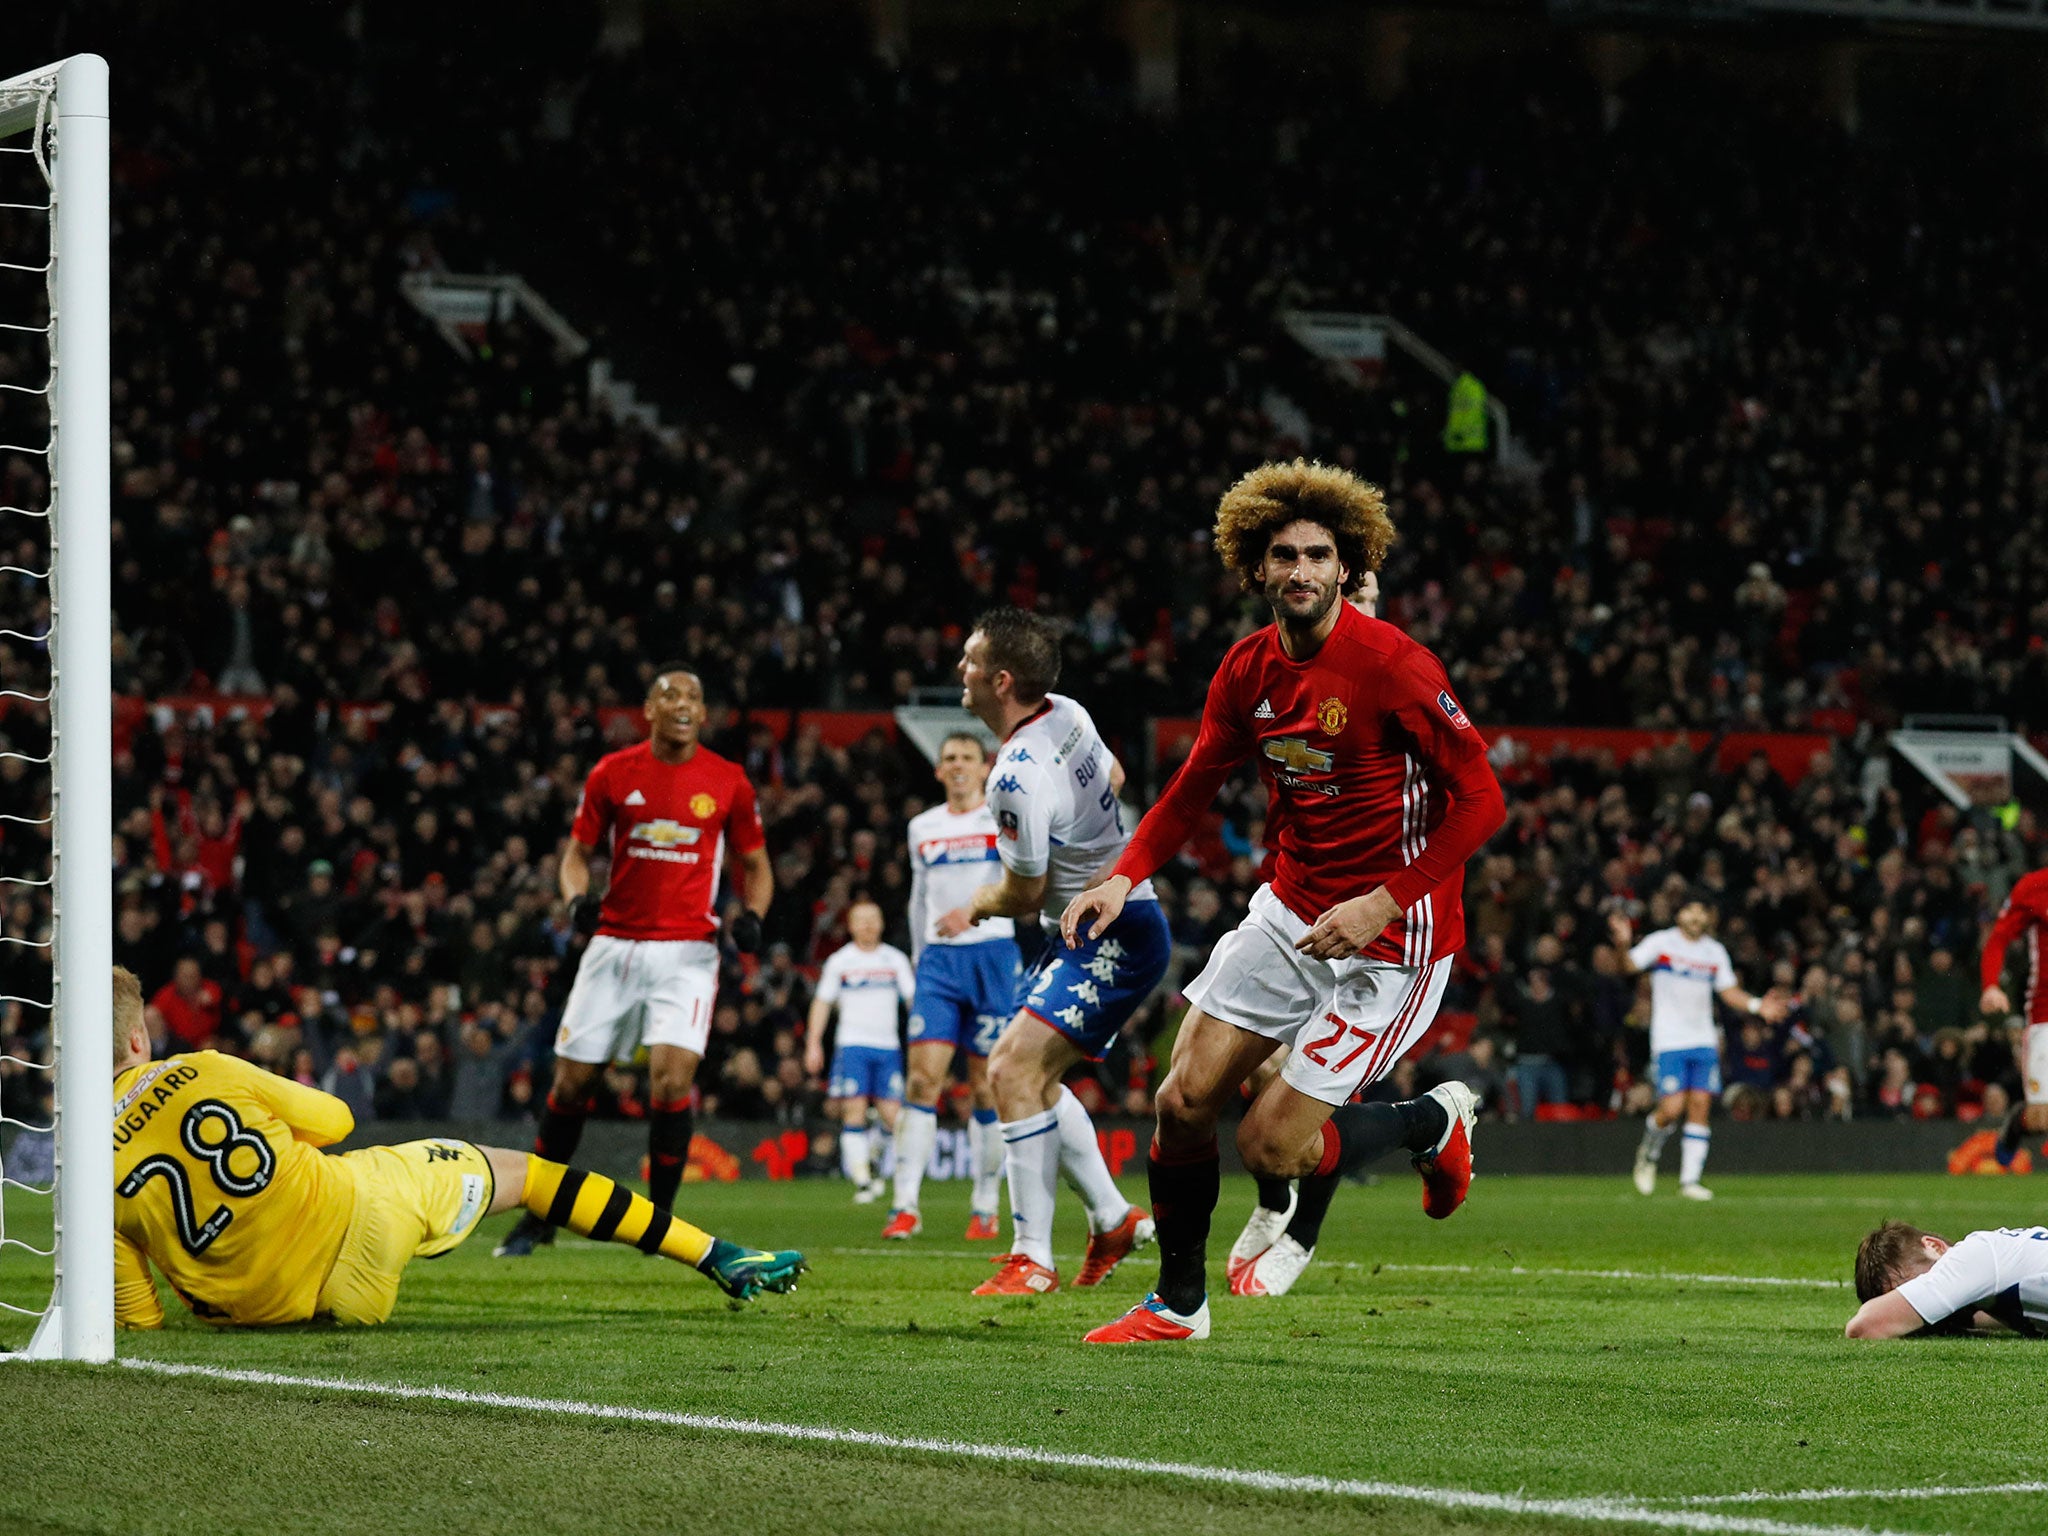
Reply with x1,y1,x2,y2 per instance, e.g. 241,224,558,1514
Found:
0,8,2041,1137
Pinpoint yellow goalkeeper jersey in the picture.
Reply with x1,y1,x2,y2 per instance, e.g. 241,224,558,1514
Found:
113,1051,358,1328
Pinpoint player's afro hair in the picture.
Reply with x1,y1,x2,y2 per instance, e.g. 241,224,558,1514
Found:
1213,459,1396,598
1854,1219,1938,1302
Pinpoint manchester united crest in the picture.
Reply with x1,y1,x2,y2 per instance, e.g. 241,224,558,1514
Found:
1316,697,1348,735
690,792,718,818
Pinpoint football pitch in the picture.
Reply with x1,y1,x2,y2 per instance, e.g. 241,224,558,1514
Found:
5,1171,2045,1536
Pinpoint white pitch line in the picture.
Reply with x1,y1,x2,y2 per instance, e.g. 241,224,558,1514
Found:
1374,1263,1848,1290
110,1358,1922,1536
829,1248,1849,1289
1666,1483,2048,1506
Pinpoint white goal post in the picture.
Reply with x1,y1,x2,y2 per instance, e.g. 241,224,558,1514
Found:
0,54,112,1363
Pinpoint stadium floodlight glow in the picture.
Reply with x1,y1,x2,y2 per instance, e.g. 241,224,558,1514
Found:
0,54,112,1365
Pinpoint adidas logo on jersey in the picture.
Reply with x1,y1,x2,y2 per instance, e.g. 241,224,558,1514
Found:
1254,698,1275,720
624,789,647,806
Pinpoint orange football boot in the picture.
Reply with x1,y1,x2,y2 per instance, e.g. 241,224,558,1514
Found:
972,1253,1058,1295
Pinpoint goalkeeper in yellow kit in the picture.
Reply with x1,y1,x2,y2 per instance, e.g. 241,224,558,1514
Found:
109,967,804,1328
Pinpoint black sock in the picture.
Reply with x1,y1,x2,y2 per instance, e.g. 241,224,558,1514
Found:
1320,1096,1448,1178
1149,1138,1220,1315
1254,1173,1295,1213
534,1092,590,1171
648,1099,694,1212
1284,1171,1341,1249
1997,1104,2029,1162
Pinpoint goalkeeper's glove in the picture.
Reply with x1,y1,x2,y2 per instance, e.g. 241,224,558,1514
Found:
567,893,602,936
728,910,763,954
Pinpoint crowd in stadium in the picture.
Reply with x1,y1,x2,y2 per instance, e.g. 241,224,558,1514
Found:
2,10,2044,1144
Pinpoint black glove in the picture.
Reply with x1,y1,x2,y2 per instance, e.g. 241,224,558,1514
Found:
567,893,602,936
728,910,763,954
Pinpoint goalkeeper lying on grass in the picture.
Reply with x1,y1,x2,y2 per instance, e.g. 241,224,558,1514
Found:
107,966,803,1328
1845,1218,2047,1339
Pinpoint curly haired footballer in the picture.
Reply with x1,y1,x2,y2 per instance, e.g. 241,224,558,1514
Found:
1213,459,1396,597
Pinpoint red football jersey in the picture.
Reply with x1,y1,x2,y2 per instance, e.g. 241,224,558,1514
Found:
1116,601,1504,966
1983,868,2048,1025
570,741,766,942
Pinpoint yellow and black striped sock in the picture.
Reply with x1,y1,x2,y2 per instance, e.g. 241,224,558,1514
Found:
522,1157,714,1266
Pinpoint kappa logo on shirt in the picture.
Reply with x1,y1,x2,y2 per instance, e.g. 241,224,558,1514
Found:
1253,698,1275,721
994,774,1025,795
1437,690,1471,730
623,789,648,806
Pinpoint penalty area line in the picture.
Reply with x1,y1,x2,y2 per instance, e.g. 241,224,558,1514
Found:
1373,1263,1848,1290
828,1248,1849,1288
114,1358,1919,1536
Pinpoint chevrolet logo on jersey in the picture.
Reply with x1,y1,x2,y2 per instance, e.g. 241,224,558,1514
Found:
630,819,702,849
1262,737,1335,774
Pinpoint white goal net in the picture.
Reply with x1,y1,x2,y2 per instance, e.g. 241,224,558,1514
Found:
0,54,112,1364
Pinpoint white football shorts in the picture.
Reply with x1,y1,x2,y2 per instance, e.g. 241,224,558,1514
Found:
2027,1024,2048,1108
1183,884,1451,1106
554,935,719,1064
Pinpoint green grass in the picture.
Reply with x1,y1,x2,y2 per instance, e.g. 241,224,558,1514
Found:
5,1171,2047,1535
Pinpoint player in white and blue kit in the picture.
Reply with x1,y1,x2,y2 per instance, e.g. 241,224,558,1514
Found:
1849,1218,2048,1338
804,900,917,1204
946,608,1166,1295
1611,898,1784,1201
883,732,1021,1241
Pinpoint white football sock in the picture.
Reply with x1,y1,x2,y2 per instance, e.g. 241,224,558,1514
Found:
1640,1115,1674,1162
1679,1125,1711,1186
1054,1085,1132,1233
971,1108,1003,1216
893,1103,938,1212
843,1126,871,1187
1001,1106,1061,1268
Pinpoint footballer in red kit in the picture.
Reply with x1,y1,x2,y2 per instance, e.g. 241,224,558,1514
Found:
495,665,773,1258
1067,460,1506,1343
1985,868,2048,1168
570,736,764,942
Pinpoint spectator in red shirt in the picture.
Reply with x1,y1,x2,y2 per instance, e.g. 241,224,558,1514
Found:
150,957,225,1050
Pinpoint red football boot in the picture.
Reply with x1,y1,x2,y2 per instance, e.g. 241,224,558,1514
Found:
1225,1189,1295,1294
1414,1081,1479,1220
1074,1207,1155,1287
972,1253,1059,1295
1082,1293,1211,1343
881,1209,922,1240
963,1213,1002,1241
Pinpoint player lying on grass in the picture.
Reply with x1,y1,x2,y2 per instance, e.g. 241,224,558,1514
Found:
1845,1218,2048,1339
108,966,803,1328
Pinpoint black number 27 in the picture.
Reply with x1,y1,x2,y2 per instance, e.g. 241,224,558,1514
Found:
117,1099,276,1256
